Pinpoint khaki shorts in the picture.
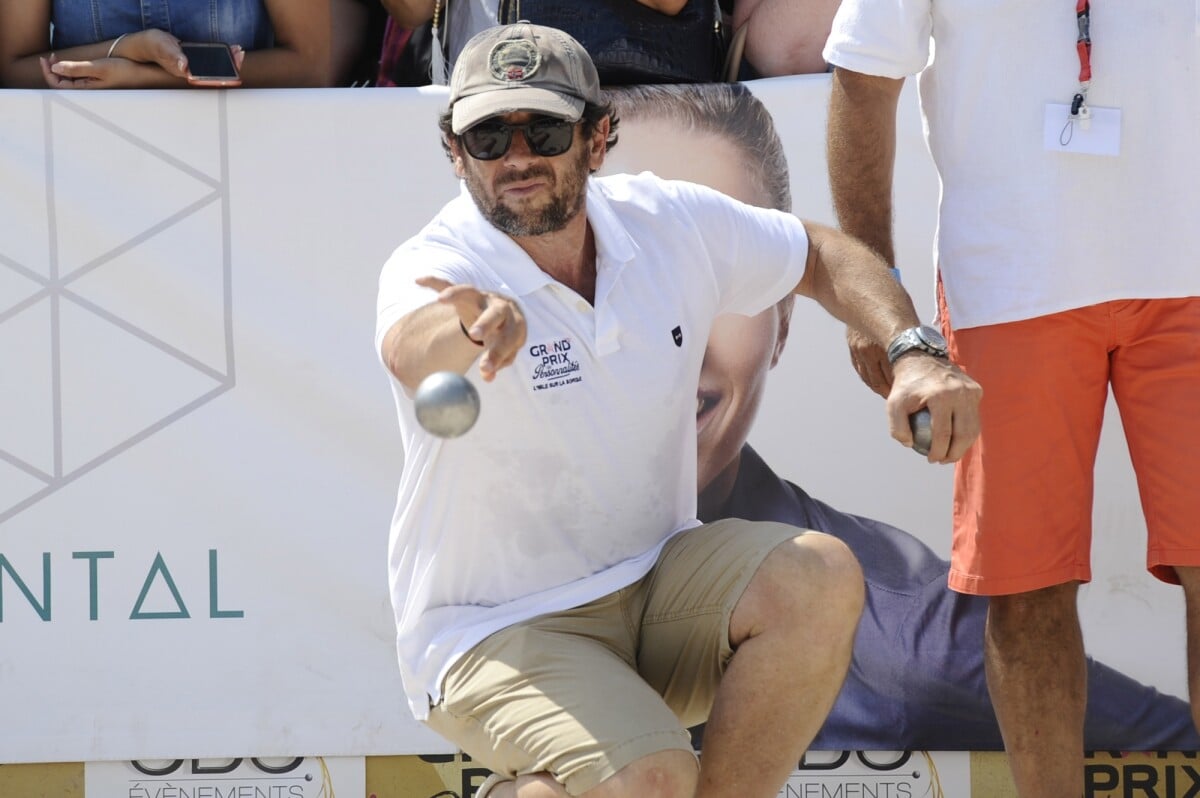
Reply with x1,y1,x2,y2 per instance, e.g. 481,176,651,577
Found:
425,519,805,796
939,291,1200,595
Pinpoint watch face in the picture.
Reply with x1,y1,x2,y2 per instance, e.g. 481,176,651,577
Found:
887,325,949,364
916,325,948,349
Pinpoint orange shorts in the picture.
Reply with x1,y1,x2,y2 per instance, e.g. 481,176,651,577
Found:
941,294,1200,596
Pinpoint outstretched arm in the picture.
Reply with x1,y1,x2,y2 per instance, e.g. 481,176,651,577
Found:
381,277,527,392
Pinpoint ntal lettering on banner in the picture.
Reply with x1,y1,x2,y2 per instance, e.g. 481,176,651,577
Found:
0,549,242,622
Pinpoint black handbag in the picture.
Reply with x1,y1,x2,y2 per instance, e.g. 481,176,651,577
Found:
497,0,728,85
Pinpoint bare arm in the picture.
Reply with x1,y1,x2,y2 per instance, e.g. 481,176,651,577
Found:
734,0,842,76
1,0,330,88
828,67,904,263
795,222,982,463
827,67,908,397
380,0,438,29
794,221,916,348
382,277,527,392
4,19,193,90
247,0,333,87
0,3,72,87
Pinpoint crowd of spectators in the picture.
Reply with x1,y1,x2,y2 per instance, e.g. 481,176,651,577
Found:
0,0,839,89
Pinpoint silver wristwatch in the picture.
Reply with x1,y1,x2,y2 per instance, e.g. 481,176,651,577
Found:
886,325,949,364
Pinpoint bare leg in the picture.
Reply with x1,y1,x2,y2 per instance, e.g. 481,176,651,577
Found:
696,533,864,797
489,534,861,798
1177,566,1200,736
985,582,1085,798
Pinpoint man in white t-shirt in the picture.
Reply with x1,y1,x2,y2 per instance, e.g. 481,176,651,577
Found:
824,2,1200,796
377,22,980,798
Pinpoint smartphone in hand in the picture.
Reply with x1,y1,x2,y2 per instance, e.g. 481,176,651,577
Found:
181,42,242,87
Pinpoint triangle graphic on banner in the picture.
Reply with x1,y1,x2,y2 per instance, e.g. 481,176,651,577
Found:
0,299,55,477
0,93,52,279
0,459,52,526
58,300,223,475
49,98,220,282
66,202,231,378
55,92,225,180
0,265,47,320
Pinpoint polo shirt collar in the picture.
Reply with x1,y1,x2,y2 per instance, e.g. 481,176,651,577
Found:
451,178,637,299
586,179,637,275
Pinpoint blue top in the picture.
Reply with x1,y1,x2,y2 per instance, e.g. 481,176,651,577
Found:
694,445,1200,751
52,0,273,50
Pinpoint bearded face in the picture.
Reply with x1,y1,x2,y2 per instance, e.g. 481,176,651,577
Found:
455,115,592,238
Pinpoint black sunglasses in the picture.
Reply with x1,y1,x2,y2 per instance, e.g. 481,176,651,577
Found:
460,116,577,161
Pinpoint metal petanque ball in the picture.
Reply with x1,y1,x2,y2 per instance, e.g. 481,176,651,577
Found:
414,371,481,438
909,408,933,456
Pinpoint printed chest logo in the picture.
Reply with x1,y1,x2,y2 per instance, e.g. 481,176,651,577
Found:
528,337,581,391
672,325,683,347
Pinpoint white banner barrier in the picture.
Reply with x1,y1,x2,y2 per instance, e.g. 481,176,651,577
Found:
0,78,1187,764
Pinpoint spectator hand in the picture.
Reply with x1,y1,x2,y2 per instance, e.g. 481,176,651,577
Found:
116,29,191,77
41,52,149,88
847,325,892,398
885,354,982,463
40,30,214,89
416,276,527,383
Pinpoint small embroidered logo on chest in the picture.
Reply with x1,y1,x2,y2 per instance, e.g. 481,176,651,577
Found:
528,336,582,391
671,326,683,347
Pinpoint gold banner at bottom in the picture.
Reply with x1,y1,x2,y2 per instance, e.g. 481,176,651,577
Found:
5,750,1199,798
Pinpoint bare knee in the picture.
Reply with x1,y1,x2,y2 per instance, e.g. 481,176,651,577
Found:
584,750,698,798
989,583,1078,630
986,582,1081,655
732,532,864,644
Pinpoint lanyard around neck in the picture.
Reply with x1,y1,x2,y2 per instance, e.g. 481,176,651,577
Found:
1071,0,1093,117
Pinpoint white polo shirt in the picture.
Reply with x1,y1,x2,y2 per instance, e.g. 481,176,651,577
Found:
824,0,1200,330
376,172,808,718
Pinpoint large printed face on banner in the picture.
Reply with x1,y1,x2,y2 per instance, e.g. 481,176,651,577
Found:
601,83,1200,756
599,97,792,506
620,126,784,500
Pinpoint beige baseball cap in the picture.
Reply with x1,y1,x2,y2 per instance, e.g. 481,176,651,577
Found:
448,23,603,134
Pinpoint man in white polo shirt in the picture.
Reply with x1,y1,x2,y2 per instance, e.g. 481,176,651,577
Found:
377,22,980,798
824,2,1200,796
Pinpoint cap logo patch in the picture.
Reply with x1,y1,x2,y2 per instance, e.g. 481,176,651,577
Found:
488,39,541,83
